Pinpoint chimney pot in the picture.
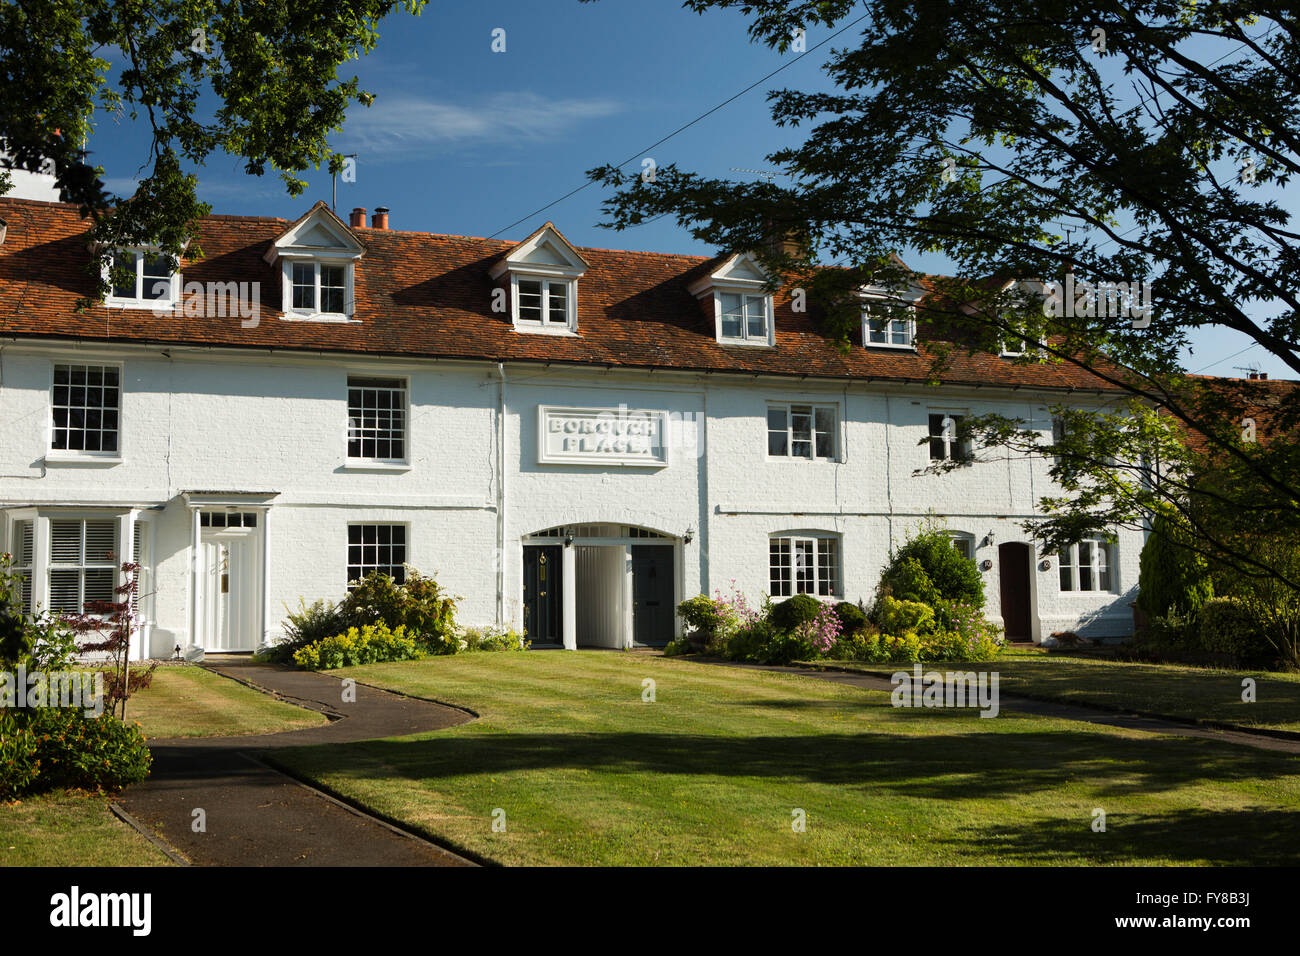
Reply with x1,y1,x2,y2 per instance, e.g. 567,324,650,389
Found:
1260,372,1269,380
372,206,390,230
349,207,367,228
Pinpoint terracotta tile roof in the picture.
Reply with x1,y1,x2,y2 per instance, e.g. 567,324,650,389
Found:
1169,374,1300,455
0,196,1124,392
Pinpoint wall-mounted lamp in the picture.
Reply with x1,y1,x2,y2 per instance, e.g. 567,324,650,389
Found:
683,526,694,545
982,530,996,548
563,528,574,547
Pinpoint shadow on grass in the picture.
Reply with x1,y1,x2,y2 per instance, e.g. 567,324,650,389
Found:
280,726,1300,804
941,808,1300,865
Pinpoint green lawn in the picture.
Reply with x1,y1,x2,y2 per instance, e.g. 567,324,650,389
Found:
127,665,328,738
0,793,170,866
801,653,1300,733
1,664,324,866
269,652,1300,866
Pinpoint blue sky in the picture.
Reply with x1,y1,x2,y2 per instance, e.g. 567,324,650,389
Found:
89,0,1293,379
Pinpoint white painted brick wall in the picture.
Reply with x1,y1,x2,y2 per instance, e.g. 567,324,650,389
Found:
0,344,1140,655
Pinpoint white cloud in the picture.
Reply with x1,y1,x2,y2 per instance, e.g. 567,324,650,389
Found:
337,91,621,155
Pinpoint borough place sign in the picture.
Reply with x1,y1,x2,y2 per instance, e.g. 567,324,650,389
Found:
537,405,669,467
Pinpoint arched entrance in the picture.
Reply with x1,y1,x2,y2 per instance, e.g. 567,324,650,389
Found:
522,524,680,649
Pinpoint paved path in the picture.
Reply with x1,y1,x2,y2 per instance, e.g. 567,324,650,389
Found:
116,658,477,867
706,660,1300,755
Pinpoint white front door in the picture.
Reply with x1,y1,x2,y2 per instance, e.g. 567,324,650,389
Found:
197,528,261,651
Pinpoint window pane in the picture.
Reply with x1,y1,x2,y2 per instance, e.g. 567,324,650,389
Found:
1078,541,1094,590
1097,542,1112,591
546,281,568,324
791,406,812,458
814,406,835,458
1059,549,1073,591
793,539,815,594
111,251,138,299
719,293,743,339
518,280,543,322
320,265,346,313
142,255,172,300
817,538,839,596
292,262,315,310
348,376,407,461
348,524,407,587
745,296,767,338
767,407,788,456
769,538,791,596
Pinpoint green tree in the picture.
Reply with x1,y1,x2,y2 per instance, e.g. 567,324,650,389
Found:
587,0,1300,588
0,0,423,296
1136,503,1214,619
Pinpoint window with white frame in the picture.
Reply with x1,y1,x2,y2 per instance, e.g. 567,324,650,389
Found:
770,534,840,597
105,249,177,306
862,301,915,348
928,412,971,462
767,403,837,459
347,376,407,462
514,276,573,329
950,533,976,562
1058,538,1114,592
10,518,33,613
47,518,118,614
718,291,770,343
287,260,350,317
348,524,407,586
51,364,120,455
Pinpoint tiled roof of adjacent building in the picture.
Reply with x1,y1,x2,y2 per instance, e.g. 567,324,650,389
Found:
0,196,1126,392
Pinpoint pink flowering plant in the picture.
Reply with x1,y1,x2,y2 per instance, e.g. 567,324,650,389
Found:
793,603,843,654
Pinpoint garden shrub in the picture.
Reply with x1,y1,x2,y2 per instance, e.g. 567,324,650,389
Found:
293,623,424,670
769,594,823,632
262,598,347,664
763,629,819,665
874,596,935,636
881,526,985,607
1137,505,1214,620
1198,598,1274,668
932,598,1004,645
678,593,737,636
461,625,529,652
0,708,152,798
834,601,868,635
725,619,776,663
878,556,941,606
340,570,458,652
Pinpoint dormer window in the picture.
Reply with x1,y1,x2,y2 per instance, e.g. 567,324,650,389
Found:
104,249,179,308
515,275,574,328
264,202,365,322
291,261,349,316
688,253,776,347
859,275,925,350
489,222,588,334
863,302,915,348
719,292,769,342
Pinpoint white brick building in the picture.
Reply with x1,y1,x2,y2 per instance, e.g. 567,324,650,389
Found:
0,197,1140,659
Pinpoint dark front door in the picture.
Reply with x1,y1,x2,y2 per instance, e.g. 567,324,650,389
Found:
631,545,675,646
998,542,1033,641
523,545,562,645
